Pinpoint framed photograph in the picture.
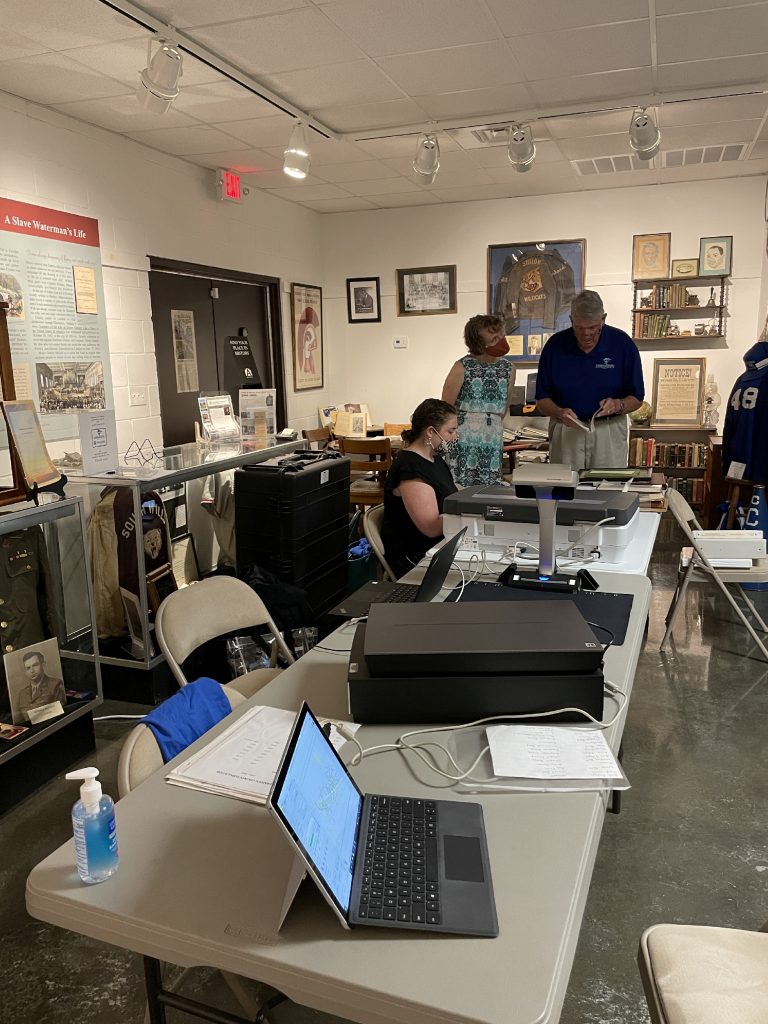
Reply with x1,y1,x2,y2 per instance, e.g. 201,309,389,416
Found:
290,283,324,391
651,357,706,427
671,258,699,279
632,233,671,281
346,277,381,323
698,236,732,277
4,638,66,725
171,534,200,588
396,265,456,316
488,239,586,363
146,562,179,615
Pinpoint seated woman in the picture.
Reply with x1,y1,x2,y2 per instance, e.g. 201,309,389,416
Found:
381,398,458,579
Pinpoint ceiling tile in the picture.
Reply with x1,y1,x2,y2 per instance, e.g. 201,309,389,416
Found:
264,139,374,164
484,163,582,192
412,83,537,121
344,177,423,196
127,124,248,155
0,0,140,50
138,0,309,28
661,120,762,148
193,8,362,74
312,98,428,133
749,141,768,160
656,0,768,11
298,196,377,212
544,110,635,139
377,42,526,95
426,183,523,203
173,81,278,122
314,159,404,182
269,183,351,200
657,6,768,62
407,167,495,189
185,149,284,174
320,0,498,56
0,52,129,105
657,54,768,91
559,133,634,161
506,21,651,80
469,139,565,167
214,115,295,148
486,0,648,34
0,29,50,63
383,150,482,175
62,37,224,88
528,67,654,106
354,135,460,159
660,94,768,126
235,169,328,188
260,61,404,110
53,93,197,133
366,192,443,208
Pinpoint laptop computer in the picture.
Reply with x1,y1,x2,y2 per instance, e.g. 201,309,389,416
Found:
268,702,498,937
329,527,467,618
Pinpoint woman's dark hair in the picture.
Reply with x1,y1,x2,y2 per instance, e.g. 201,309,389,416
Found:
402,398,456,445
463,314,503,356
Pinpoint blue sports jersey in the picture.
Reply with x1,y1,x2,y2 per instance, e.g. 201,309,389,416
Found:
722,341,768,483
535,324,645,422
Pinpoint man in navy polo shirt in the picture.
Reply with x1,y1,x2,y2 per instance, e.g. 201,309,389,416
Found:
535,290,645,469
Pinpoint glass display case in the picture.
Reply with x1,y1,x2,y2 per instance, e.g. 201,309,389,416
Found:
65,439,303,702
0,495,101,810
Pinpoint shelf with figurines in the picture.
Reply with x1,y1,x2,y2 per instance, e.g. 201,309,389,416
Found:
632,276,727,342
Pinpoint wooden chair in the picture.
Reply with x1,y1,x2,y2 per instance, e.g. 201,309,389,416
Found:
302,425,332,450
338,436,393,509
383,422,410,438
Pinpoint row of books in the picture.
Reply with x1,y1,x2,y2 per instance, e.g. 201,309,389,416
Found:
667,475,705,506
637,283,692,309
630,438,709,468
633,312,671,338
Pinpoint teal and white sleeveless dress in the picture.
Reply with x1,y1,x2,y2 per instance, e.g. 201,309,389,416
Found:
446,356,513,487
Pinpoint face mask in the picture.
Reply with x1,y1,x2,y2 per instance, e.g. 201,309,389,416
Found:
486,336,510,357
428,431,458,454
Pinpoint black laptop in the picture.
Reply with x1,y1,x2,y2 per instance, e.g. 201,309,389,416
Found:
268,702,498,936
329,527,467,618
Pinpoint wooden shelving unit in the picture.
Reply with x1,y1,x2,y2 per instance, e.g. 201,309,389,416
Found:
630,425,716,508
632,276,727,342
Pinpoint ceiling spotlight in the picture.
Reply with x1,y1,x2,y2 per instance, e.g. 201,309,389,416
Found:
413,133,440,182
138,40,183,114
507,124,536,173
629,107,661,160
283,121,311,179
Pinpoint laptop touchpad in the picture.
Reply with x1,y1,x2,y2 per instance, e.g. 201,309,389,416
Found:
443,835,485,882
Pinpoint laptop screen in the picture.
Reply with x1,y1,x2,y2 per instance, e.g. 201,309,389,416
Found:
270,704,363,917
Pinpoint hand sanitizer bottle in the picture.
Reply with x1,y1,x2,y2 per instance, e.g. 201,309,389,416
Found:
65,767,119,884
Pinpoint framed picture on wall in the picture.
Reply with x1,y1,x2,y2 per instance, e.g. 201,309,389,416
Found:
632,233,671,281
671,258,699,279
346,277,381,323
651,357,706,427
698,236,732,277
290,283,324,391
396,265,456,316
487,239,586,363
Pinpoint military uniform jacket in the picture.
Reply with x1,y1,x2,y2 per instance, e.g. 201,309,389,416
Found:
0,527,56,657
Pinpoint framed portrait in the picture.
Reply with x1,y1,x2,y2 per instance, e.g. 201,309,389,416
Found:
632,233,671,281
396,265,456,316
651,357,706,427
146,562,179,615
488,239,586,363
4,637,66,725
346,277,381,323
171,534,200,588
671,258,699,279
290,283,324,391
698,236,732,277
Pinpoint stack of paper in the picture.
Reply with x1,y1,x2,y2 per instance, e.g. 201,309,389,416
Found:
486,724,628,791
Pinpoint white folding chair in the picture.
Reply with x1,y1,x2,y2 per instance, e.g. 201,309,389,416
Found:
662,488,768,661
363,503,397,581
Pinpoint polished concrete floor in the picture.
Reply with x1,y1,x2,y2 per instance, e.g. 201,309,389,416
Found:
2,516,767,1024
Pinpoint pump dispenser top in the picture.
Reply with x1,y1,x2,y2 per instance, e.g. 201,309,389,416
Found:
65,767,103,813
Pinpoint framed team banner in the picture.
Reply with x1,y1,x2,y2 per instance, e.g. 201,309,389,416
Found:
488,239,585,363
651,357,706,426
632,232,671,281
290,283,323,391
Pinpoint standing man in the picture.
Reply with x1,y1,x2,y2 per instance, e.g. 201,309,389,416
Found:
535,290,645,469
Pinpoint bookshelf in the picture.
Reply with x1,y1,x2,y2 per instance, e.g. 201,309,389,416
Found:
630,426,717,508
632,276,727,342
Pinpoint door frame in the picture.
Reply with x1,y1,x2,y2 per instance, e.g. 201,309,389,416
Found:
148,256,287,430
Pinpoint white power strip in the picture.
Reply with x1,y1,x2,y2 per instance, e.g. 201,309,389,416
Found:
692,530,766,560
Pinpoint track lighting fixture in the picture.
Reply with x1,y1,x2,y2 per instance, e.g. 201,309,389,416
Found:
628,107,661,160
507,124,536,173
283,121,311,179
412,133,440,183
137,40,183,114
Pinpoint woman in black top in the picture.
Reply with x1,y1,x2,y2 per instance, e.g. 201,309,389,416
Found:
381,398,459,579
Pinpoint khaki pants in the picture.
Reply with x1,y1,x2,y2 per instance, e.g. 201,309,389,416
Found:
548,415,629,470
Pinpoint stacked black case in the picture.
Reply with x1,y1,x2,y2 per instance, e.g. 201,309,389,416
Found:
234,455,351,615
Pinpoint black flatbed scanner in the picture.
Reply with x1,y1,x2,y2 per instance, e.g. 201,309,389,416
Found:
443,485,639,526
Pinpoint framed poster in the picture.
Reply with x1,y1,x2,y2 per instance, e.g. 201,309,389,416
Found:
346,277,381,323
632,233,671,281
396,265,456,316
698,236,732,277
291,283,323,391
671,258,699,279
651,357,706,426
488,239,586,363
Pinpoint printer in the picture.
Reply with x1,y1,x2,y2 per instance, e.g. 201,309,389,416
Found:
443,484,640,563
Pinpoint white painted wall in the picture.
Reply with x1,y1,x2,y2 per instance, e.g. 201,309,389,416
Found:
0,89,331,457
321,177,768,434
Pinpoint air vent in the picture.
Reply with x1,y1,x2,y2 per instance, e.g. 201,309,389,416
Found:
469,127,508,146
663,144,746,167
571,153,651,175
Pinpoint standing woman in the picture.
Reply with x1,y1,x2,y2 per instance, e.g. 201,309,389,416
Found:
381,399,458,580
441,314,516,486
